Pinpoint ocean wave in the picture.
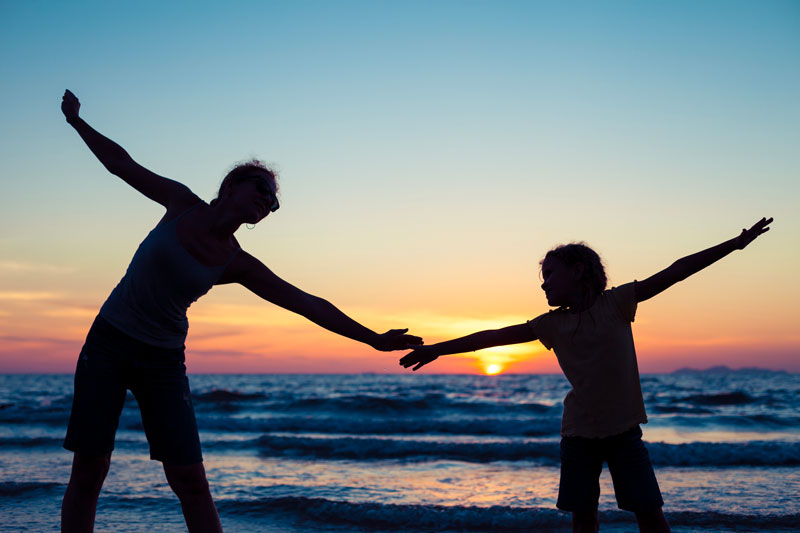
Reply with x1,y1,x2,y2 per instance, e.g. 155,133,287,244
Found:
5,430,796,467
665,510,800,530
191,389,560,416
648,404,714,415
654,413,800,429
186,414,562,437
1,406,563,436
193,389,266,403
248,435,562,464
221,497,569,530
0,436,63,448
206,435,800,466
9,484,797,531
679,391,756,405
0,481,63,497
9,406,800,438
647,441,800,466
219,497,800,531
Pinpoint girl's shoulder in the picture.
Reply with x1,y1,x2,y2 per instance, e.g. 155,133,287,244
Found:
527,307,566,331
603,283,638,323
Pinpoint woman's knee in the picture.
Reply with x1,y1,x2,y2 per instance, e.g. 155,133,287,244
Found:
68,452,111,493
164,462,211,498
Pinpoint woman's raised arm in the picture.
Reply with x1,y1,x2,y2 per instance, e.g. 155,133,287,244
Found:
61,90,196,209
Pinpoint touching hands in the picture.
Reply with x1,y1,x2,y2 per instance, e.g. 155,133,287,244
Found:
399,346,439,371
735,217,773,250
61,90,80,123
371,329,423,352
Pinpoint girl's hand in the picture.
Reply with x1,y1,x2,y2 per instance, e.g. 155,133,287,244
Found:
61,90,80,123
400,346,439,371
371,329,423,352
735,217,773,250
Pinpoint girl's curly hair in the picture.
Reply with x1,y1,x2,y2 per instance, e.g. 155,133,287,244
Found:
541,242,607,295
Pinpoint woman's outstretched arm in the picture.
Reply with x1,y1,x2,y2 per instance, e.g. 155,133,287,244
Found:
635,217,773,303
400,324,536,371
61,90,196,209
220,251,423,351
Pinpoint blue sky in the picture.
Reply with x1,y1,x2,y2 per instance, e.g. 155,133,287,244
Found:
1,1,798,372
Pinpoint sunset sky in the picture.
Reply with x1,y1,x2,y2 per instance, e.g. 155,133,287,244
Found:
1,1,798,374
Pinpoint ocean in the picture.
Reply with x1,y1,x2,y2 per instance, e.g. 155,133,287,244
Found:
1,370,798,532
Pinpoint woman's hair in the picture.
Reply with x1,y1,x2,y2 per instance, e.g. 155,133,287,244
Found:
541,242,607,295
210,159,278,207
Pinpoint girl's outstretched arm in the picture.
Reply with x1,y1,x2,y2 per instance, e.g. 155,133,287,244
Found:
400,324,536,371
61,90,195,209
220,251,423,352
635,217,773,303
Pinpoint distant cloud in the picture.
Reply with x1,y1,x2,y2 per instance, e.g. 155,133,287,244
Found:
42,307,97,318
0,335,77,346
187,349,254,358
187,329,245,341
0,260,74,274
0,291,62,301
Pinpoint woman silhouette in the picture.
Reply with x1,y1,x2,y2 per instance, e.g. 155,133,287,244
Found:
59,90,421,532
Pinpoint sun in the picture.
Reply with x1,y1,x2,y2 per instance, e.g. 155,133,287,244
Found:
485,364,502,375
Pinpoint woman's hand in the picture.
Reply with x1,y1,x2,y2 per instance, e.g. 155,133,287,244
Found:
399,346,439,371
61,89,80,123
735,217,773,250
370,329,423,352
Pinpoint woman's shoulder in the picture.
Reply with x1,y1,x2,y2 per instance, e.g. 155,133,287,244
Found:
217,249,271,286
160,194,206,224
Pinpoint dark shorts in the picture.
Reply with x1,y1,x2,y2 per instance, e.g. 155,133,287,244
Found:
63,315,202,466
557,425,663,513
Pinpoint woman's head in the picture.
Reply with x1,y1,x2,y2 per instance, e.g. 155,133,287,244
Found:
211,159,279,219
539,243,607,307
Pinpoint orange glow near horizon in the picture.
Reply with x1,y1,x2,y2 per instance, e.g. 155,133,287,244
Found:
1,254,798,374
1,288,799,374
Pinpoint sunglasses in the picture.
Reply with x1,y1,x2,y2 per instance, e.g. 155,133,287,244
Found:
240,175,279,212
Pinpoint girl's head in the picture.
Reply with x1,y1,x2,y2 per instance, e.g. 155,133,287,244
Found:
211,159,279,222
539,243,607,308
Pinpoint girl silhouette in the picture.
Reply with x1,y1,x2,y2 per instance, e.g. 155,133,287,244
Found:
401,217,772,533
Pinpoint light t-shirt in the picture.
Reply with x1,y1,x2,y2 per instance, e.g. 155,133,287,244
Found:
528,282,647,438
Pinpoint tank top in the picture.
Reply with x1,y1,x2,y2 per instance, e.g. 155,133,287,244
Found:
99,203,240,348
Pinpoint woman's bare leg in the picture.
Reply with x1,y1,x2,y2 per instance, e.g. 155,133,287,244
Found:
163,462,222,533
61,452,111,532
572,508,599,533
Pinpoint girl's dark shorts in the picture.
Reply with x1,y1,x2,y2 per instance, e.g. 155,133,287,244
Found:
557,425,663,513
63,315,202,466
